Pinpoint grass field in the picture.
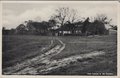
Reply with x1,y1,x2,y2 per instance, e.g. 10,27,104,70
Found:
2,34,117,75
2,35,53,68
50,35,117,75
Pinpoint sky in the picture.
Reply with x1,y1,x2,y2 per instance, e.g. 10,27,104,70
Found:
2,1,118,29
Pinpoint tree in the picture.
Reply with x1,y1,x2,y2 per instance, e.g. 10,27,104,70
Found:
25,20,50,35
87,14,112,35
48,19,57,28
93,20,106,35
52,7,78,27
16,24,27,34
81,17,90,35
95,14,112,24
25,20,34,31
95,14,112,34
40,21,49,35
25,20,37,34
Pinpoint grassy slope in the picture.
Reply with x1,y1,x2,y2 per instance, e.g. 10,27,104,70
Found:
2,35,52,68
2,35,117,75
52,35,117,59
50,35,117,75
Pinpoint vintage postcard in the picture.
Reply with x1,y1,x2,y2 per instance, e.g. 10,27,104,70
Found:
0,0,120,78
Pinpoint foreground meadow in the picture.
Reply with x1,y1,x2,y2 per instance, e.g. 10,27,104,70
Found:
50,35,117,75
2,35,117,75
2,35,52,68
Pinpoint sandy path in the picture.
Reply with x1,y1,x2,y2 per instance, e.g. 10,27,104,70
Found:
3,39,65,75
3,38,105,75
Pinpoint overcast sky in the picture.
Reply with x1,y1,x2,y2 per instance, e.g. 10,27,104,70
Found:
2,1,118,29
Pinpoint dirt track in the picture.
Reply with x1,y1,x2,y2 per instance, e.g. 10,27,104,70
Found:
3,38,105,75
3,39,65,75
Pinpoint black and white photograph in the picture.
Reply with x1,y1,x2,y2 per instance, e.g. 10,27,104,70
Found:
1,1,119,76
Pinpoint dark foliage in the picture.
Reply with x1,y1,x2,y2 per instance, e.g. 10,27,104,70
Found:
81,17,90,34
86,20,107,35
3,14,109,36
16,24,27,34
2,27,16,35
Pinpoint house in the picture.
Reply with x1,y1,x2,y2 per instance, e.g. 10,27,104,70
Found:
54,21,83,36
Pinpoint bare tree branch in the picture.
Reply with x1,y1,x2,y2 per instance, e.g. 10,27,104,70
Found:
52,7,78,26
95,14,112,24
